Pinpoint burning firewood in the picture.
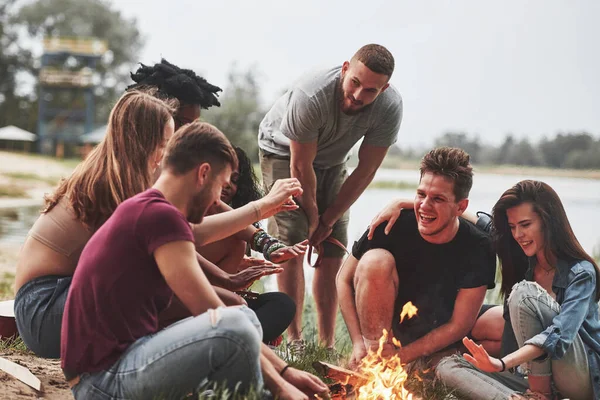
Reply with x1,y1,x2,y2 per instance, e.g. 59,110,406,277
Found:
315,302,422,399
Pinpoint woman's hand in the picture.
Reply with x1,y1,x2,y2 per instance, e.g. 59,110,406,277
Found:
269,239,309,264
257,178,303,220
462,337,504,372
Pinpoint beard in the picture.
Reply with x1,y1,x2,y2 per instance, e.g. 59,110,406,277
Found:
338,75,364,116
186,186,214,224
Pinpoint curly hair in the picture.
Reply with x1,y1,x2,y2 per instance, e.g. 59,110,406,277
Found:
230,146,263,209
127,59,221,109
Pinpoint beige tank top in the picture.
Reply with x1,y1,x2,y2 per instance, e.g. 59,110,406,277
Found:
28,198,94,263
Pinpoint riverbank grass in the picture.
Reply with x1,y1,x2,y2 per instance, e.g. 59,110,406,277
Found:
0,184,28,198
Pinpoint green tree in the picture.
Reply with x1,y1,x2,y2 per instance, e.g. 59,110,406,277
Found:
0,0,37,132
202,66,265,162
539,132,595,168
435,132,482,163
505,138,542,166
10,0,144,124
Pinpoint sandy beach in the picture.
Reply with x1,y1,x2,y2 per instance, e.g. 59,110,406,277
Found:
0,150,74,399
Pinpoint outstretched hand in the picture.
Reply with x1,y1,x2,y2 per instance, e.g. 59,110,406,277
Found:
462,337,503,373
259,178,303,220
238,256,274,270
228,263,283,291
269,239,309,264
367,199,406,240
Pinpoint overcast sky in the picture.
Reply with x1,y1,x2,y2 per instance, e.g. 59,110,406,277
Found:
114,0,600,147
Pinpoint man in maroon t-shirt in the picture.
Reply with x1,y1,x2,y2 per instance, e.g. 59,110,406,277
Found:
62,121,328,399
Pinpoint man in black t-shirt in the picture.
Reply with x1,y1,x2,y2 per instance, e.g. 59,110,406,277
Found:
337,147,496,368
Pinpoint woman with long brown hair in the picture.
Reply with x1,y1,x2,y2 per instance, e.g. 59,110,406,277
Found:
439,180,600,400
14,90,178,358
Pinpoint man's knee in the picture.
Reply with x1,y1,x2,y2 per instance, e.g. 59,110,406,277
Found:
355,249,397,284
435,354,470,381
218,307,263,351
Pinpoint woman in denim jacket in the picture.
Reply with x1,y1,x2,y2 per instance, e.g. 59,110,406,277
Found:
437,180,600,400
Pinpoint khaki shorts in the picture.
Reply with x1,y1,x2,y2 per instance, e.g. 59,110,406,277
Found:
259,150,349,258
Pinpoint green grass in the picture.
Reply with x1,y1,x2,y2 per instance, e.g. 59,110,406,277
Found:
0,336,30,353
0,271,459,398
2,172,62,186
0,184,27,198
0,272,14,300
368,180,418,190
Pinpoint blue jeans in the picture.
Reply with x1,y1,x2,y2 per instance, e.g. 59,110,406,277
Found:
436,281,592,400
14,275,71,358
71,306,263,400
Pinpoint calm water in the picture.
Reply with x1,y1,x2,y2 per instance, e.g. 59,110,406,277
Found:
1,169,599,256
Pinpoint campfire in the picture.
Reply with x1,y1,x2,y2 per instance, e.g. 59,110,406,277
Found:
315,302,419,399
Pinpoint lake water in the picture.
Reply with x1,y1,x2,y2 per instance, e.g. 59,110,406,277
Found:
1,168,599,260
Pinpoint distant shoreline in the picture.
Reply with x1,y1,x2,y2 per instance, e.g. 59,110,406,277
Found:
362,157,600,180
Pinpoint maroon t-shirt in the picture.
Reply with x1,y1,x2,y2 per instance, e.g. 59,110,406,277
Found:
61,189,194,376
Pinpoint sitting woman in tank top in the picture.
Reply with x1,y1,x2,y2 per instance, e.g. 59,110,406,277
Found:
14,91,178,358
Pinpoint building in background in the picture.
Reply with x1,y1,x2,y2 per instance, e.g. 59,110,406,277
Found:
37,37,107,157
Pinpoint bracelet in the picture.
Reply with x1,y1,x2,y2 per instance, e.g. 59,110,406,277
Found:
280,364,290,377
257,234,270,251
250,229,265,251
265,242,286,261
499,358,506,372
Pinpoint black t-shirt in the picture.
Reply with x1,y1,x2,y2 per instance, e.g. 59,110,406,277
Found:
352,209,496,346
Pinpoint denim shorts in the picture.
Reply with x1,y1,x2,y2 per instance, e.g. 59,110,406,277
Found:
14,275,72,358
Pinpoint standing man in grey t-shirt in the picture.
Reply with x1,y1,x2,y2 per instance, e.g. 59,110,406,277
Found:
258,44,403,350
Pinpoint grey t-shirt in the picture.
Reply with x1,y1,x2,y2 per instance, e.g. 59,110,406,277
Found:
258,66,403,168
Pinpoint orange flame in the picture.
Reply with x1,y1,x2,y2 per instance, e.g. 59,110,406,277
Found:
399,301,418,323
355,302,419,399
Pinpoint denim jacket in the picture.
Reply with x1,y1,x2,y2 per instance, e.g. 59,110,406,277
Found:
524,258,600,398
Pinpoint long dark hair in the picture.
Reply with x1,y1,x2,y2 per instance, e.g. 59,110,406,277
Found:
493,180,600,300
229,146,263,209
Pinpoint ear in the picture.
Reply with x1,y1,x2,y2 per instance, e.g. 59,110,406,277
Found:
197,163,211,186
380,83,390,93
341,61,350,76
456,198,469,216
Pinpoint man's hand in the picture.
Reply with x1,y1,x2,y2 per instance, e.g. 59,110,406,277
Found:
309,219,333,247
238,256,274,271
307,213,319,239
282,367,329,398
269,239,309,264
349,342,367,370
367,198,413,240
258,178,303,219
227,264,283,290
